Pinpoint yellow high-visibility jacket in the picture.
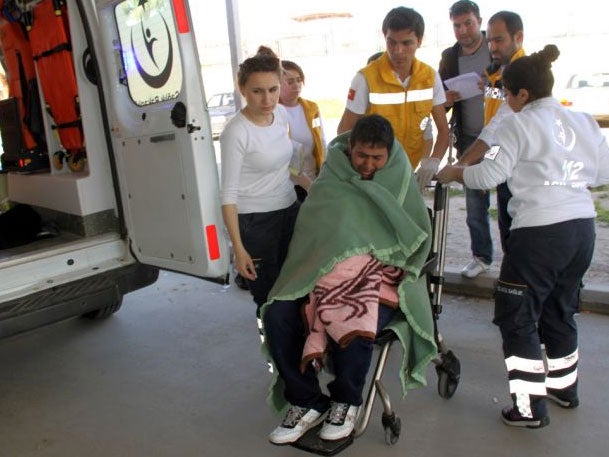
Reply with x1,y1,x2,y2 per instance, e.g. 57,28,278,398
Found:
361,53,435,167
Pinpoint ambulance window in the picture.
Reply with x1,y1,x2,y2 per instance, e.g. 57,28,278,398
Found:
114,0,183,106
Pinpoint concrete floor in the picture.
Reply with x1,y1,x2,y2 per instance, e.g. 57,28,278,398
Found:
1,270,608,457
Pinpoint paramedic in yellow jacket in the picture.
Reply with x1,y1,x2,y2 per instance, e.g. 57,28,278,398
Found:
337,7,449,190
484,46,525,124
457,11,525,251
280,60,327,201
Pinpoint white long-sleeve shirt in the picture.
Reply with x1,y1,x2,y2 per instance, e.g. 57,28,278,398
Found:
220,105,296,213
464,97,609,229
477,102,513,147
283,103,326,180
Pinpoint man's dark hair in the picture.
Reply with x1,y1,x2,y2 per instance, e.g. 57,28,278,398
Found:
382,7,425,39
349,115,394,153
367,51,384,65
488,10,523,36
449,0,480,19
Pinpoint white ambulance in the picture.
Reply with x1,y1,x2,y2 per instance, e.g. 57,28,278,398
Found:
0,0,229,338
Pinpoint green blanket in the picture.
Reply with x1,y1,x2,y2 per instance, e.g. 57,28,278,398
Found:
261,132,437,414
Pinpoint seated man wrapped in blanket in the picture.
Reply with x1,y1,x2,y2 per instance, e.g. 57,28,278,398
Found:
261,114,437,445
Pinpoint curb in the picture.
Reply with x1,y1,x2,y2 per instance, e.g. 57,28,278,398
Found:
442,267,609,315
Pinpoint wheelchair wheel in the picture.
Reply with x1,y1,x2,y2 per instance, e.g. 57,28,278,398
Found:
437,370,458,398
382,412,401,445
436,350,461,399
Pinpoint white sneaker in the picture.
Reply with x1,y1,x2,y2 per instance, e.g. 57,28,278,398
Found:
461,257,490,278
319,402,359,441
268,405,326,445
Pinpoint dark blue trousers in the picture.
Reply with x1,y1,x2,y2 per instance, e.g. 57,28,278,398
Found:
496,182,512,254
238,202,299,312
263,299,398,411
494,218,595,416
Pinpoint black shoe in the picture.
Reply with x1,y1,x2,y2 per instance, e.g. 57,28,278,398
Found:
36,222,59,240
234,273,249,290
501,406,550,429
547,392,579,409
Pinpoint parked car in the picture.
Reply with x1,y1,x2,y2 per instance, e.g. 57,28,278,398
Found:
559,72,609,127
207,92,237,139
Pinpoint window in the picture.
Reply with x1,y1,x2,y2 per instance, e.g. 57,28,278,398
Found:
569,73,609,90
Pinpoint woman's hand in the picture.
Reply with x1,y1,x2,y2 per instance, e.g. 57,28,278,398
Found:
234,247,257,281
436,165,464,185
290,173,312,191
222,204,258,281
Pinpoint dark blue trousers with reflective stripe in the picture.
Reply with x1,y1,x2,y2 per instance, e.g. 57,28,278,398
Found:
493,218,595,416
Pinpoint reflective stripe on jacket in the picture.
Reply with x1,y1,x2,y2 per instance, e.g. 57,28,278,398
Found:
484,48,526,125
299,98,325,174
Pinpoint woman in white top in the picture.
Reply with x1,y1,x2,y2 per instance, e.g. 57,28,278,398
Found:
279,60,326,201
437,45,609,428
220,47,300,315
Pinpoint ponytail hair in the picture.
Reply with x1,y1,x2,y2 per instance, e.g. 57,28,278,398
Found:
255,45,277,58
237,45,282,87
503,44,560,100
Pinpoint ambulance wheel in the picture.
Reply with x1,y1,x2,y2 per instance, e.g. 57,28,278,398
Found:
382,412,401,445
67,153,86,172
52,151,65,170
82,297,123,319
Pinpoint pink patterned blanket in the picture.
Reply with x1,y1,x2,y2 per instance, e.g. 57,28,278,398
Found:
300,254,403,372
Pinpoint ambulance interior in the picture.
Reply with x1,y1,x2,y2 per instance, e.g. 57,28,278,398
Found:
0,0,124,262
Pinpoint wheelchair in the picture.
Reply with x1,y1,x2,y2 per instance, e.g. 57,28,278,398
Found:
291,182,461,455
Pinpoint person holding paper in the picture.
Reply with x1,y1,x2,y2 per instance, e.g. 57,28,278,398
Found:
439,0,493,278
336,7,449,190
455,11,526,253
443,72,483,102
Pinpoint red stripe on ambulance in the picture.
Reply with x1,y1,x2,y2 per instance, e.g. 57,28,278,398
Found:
205,225,221,260
172,0,190,33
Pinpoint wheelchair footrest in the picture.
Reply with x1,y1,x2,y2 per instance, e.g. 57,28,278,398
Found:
291,422,354,456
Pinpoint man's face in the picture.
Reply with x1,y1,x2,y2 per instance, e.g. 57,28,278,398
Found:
384,29,421,71
451,12,482,49
486,19,522,66
349,142,389,180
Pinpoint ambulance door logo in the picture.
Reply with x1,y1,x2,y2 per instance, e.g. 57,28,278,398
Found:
131,0,173,89
115,0,183,106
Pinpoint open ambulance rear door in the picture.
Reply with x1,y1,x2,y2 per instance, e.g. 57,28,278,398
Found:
83,0,229,282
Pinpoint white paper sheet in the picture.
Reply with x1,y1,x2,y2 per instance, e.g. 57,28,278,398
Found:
443,72,483,100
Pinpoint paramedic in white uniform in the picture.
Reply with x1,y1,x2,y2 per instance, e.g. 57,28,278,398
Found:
436,44,609,428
